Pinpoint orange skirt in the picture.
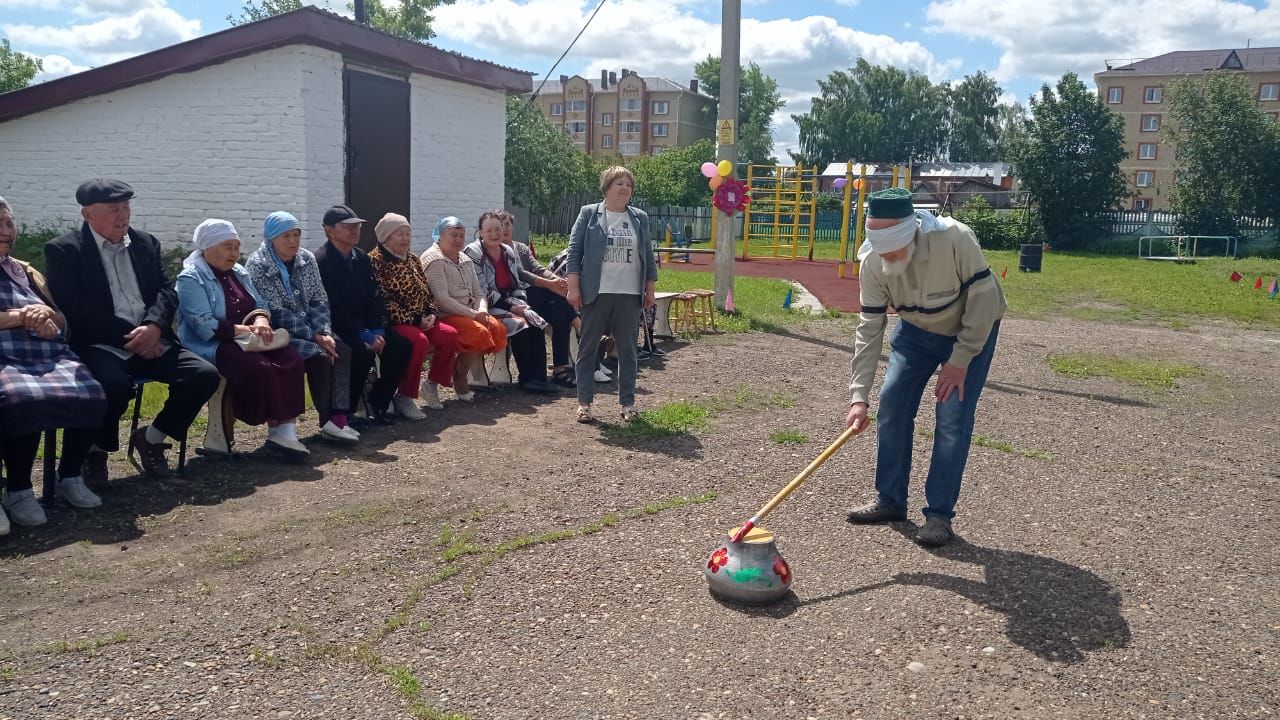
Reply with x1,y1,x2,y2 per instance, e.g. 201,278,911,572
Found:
441,314,507,354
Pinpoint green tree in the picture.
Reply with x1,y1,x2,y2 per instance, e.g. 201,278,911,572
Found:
1,38,42,93
948,71,1001,162
693,57,785,166
1164,71,1280,235
626,139,716,207
505,97,593,214
993,101,1030,161
227,0,453,41
792,59,950,168
1012,72,1129,249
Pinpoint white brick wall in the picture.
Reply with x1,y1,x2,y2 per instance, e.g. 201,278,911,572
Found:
409,73,507,253
0,45,345,250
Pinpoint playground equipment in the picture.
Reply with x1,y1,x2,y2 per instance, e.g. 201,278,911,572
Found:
834,161,913,278
1139,235,1237,262
741,164,819,260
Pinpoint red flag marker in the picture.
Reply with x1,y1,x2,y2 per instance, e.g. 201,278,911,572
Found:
1229,271,1243,282
1001,266,1007,280
1255,276,1264,290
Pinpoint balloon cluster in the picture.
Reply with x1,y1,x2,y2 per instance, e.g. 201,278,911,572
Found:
832,178,865,192
700,160,735,190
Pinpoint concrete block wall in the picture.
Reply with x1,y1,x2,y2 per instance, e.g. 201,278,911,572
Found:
409,73,507,253
0,45,345,251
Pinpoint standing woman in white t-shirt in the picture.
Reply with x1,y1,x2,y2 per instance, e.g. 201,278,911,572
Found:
566,166,658,423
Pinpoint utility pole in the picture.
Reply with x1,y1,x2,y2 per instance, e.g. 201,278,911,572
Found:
713,0,740,311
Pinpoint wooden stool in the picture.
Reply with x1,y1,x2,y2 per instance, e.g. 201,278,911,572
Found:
687,288,716,333
669,292,698,335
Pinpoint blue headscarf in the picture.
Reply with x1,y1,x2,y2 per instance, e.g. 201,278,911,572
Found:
431,216,464,250
263,211,301,296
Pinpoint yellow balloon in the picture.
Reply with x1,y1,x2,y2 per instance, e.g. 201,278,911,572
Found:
717,160,733,177
709,175,724,190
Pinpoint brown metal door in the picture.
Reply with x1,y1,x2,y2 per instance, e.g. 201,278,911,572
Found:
344,68,410,250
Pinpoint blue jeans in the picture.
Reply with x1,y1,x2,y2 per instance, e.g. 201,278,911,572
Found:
874,319,1000,520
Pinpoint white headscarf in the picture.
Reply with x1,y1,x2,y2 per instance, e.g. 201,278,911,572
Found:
185,219,240,269
857,210,955,261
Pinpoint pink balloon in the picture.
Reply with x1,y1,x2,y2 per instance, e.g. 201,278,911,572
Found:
701,162,718,178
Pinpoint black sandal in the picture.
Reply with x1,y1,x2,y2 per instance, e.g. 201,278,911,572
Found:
551,367,577,388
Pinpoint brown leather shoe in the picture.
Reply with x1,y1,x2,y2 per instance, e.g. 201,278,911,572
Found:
82,451,109,489
129,427,172,478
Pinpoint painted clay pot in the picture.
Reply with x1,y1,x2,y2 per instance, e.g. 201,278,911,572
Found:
704,526,792,605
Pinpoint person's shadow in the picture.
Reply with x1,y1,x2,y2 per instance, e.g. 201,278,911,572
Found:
888,522,1132,664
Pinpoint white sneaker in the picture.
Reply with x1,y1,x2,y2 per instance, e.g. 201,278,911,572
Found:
321,420,360,444
597,363,613,376
421,382,444,410
2,488,47,527
456,391,475,402
392,394,426,420
594,369,611,382
266,435,311,455
58,476,102,509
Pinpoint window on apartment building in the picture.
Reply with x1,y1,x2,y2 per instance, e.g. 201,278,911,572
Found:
651,123,669,137
565,121,587,133
1143,86,1163,103
1107,87,1123,104
620,98,642,111
568,100,587,112
1261,83,1280,102
619,142,641,156
601,113,614,126
550,103,563,116
1133,198,1152,211
1140,114,1161,132
652,147,665,156
651,100,669,115
1135,170,1154,187
619,121,642,133
1138,142,1158,160
601,135,613,149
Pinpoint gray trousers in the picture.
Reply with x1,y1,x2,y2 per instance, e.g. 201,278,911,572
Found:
575,293,642,407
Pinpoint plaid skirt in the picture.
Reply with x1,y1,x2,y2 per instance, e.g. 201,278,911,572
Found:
0,328,107,437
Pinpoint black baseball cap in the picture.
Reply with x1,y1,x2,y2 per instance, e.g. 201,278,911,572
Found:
323,205,365,226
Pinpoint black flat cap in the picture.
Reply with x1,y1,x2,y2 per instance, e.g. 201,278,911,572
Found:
323,205,365,226
76,179,134,206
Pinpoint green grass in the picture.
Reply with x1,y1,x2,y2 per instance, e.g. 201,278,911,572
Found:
654,271,805,334
600,401,711,439
1047,352,1206,390
986,250,1280,327
42,631,131,655
769,430,808,445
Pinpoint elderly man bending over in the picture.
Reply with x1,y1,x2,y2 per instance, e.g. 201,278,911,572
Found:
844,188,1007,547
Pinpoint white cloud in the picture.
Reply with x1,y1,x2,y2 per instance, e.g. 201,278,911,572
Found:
0,0,63,8
926,0,1280,85
34,52,90,80
73,0,165,17
2,6,201,64
434,0,956,160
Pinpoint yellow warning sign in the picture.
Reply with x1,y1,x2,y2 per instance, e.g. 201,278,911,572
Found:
717,119,735,144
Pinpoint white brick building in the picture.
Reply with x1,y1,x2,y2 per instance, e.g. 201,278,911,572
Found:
0,7,531,252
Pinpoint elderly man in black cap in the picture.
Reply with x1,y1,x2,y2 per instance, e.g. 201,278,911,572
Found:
843,187,1007,547
314,204,411,425
42,180,221,503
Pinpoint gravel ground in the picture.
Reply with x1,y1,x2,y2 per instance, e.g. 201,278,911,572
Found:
1,314,1277,720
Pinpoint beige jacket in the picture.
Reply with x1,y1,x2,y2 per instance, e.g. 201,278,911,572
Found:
849,219,1007,405
420,245,487,319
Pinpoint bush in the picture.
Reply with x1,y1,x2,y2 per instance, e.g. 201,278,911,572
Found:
953,196,1039,250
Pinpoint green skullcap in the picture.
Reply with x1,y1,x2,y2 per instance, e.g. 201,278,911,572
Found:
866,187,915,219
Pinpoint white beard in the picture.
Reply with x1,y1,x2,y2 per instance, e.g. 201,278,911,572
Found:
881,242,915,276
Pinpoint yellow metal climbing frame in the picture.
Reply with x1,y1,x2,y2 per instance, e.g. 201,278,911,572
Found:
741,163,820,260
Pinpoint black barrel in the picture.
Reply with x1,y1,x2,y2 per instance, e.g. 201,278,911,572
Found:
1019,243,1042,272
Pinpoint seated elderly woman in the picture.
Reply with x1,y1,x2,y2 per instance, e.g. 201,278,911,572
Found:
420,216,508,402
463,211,558,394
245,211,358,444
0,196,106,532
369,212,460,416
497,210,577,388
176,219,308,457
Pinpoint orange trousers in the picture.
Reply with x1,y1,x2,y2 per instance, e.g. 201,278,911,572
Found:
441,314,507,354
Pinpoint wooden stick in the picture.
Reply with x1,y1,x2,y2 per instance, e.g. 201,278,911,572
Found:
732,424,861,543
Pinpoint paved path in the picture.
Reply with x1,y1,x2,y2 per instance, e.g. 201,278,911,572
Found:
661,252,863,312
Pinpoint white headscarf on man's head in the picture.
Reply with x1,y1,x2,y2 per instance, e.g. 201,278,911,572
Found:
856,210,956,261
185,218,240,269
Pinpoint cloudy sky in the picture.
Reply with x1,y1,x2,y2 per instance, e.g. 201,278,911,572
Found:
4,0,1279,157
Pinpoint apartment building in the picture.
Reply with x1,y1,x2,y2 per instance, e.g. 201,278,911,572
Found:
1095,47,1280,210
529,69,716,159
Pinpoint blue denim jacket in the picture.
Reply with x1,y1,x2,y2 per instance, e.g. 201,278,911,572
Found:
567,203,658,306
175,258,268,364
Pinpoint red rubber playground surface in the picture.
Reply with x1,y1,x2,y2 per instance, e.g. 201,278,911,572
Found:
660,252,863,313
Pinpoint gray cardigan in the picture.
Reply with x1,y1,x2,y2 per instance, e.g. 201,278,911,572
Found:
566,202,658,306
